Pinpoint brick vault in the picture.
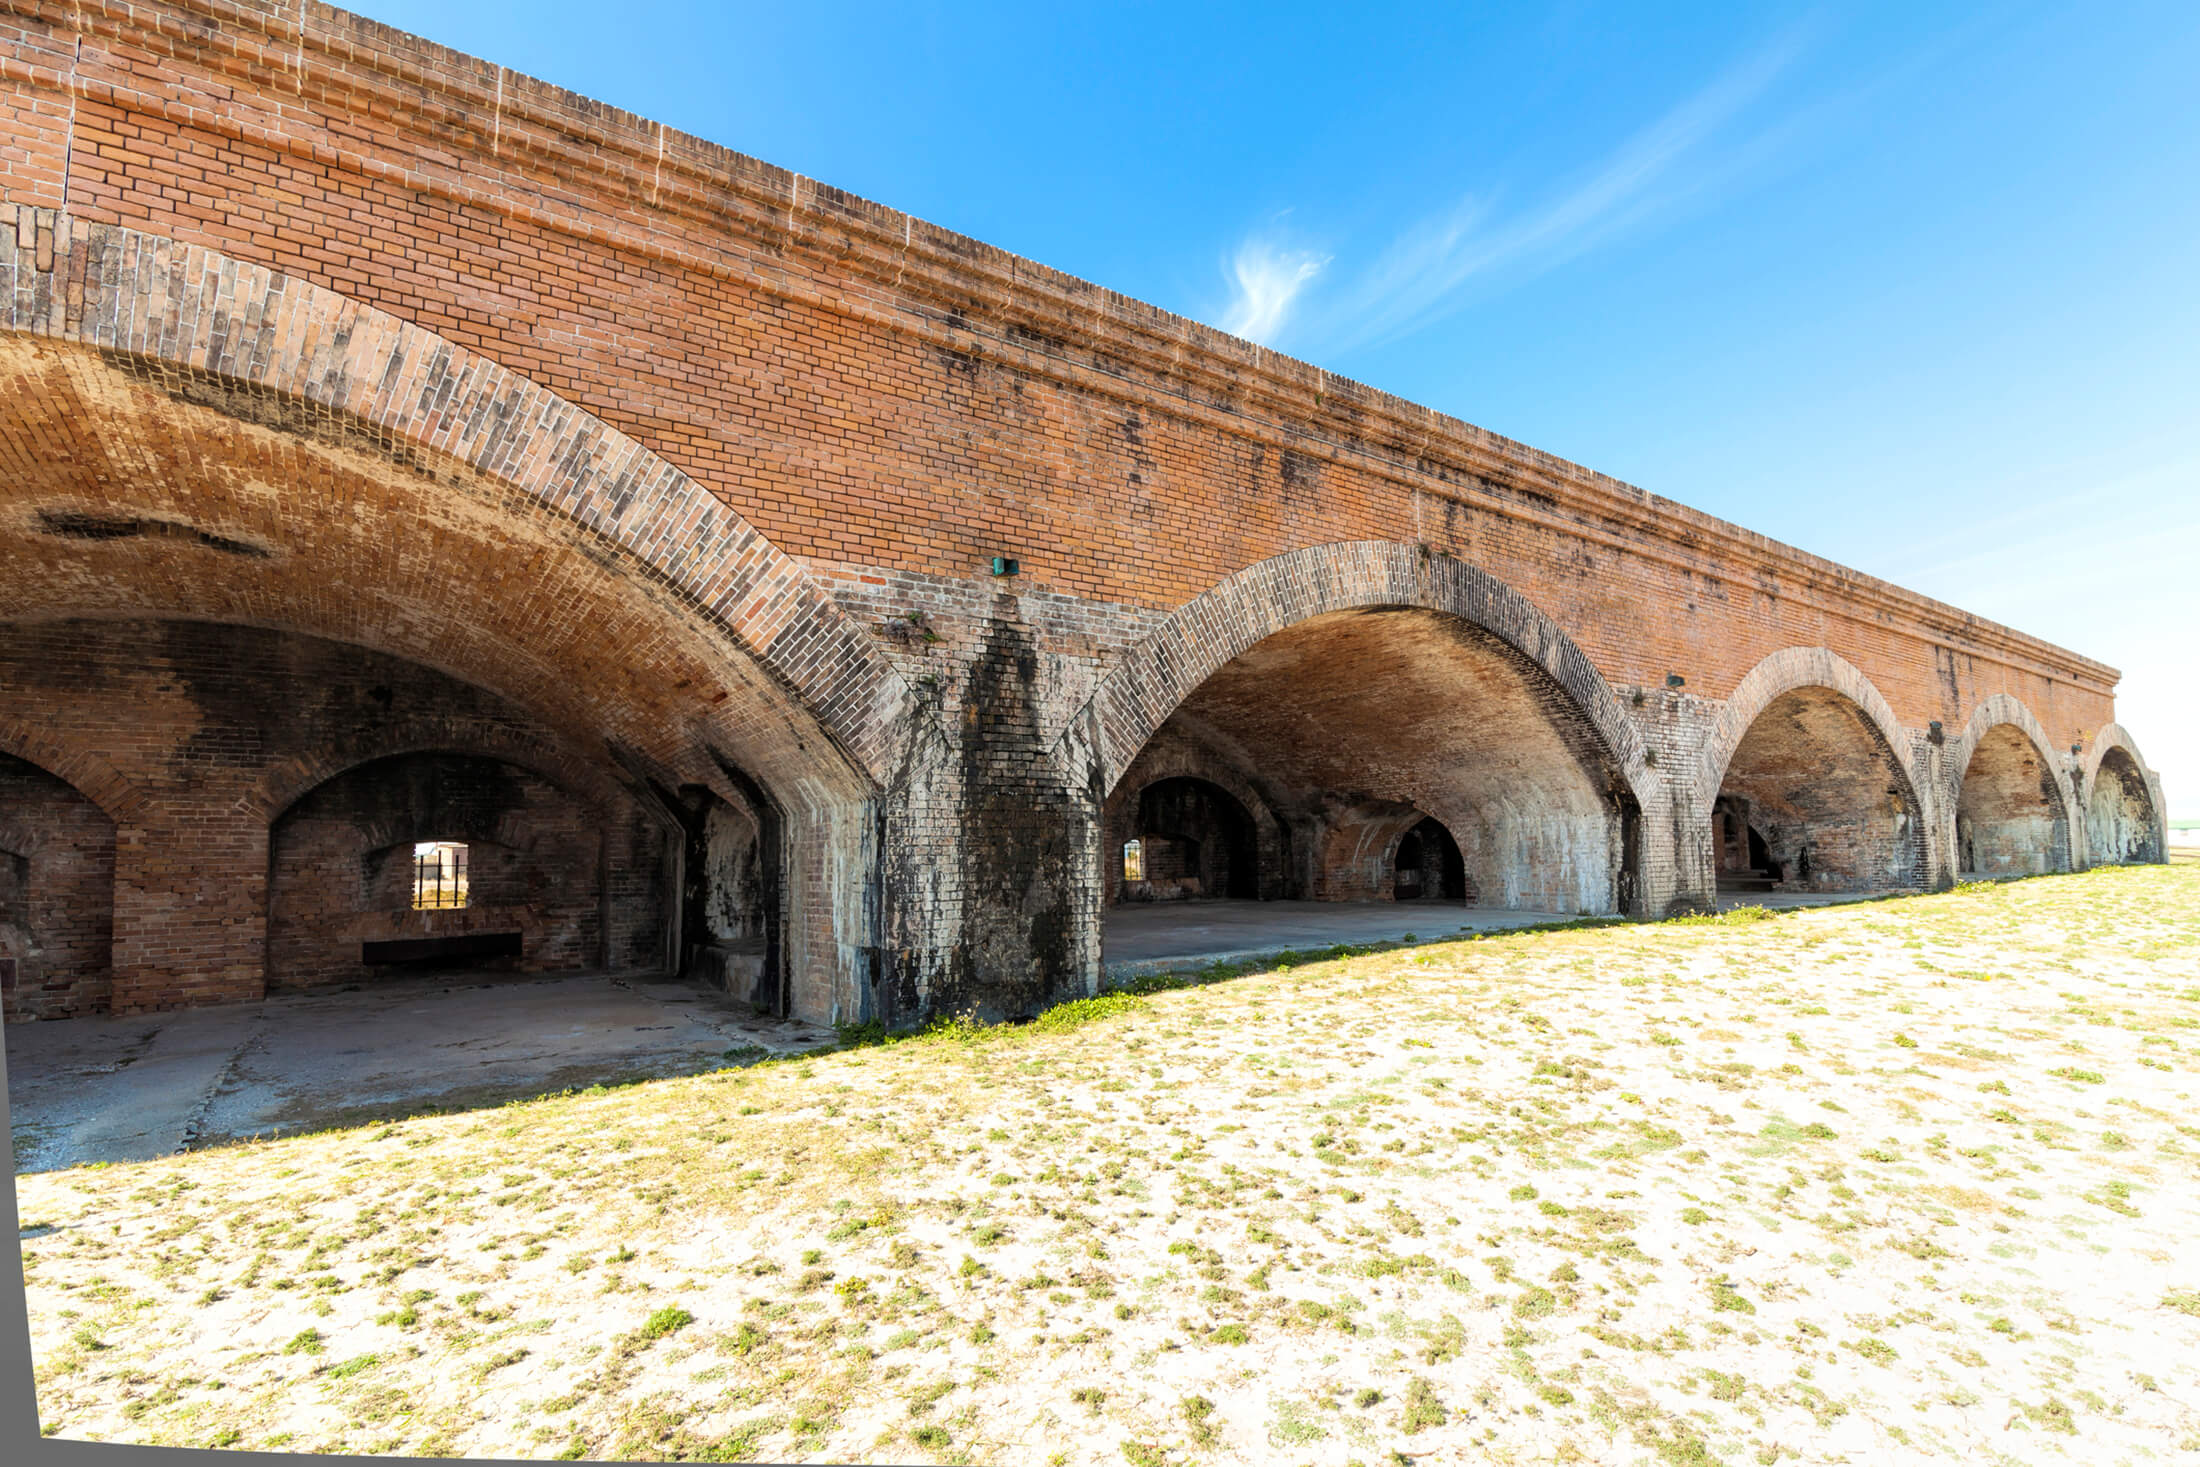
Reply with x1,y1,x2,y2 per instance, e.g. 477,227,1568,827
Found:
0,2,2168,1025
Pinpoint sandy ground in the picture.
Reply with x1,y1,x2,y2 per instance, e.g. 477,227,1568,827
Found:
14,856,2200,1464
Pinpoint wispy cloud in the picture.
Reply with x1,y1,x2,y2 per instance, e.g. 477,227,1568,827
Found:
1217,236,1329,345
1211,26,1810,356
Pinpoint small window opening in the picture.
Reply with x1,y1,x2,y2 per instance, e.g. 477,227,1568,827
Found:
412,841,469,909
1121,839,1143,882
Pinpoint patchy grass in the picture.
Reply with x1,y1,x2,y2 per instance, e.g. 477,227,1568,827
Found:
16,856,2200,1462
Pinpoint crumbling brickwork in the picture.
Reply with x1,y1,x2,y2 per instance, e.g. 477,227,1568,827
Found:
0,1,2167,1027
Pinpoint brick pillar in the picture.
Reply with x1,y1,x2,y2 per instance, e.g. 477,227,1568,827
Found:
865,614,1101,1028
1631,686,1718,914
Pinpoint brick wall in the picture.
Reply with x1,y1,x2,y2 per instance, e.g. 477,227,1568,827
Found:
266,752,627,989
0,2,2168,1027
0,620,674,1016
0,3,2124,742
0,754,116,1020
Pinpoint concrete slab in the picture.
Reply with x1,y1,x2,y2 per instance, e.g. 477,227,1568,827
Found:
6,971,830,1174
1101,900,1574,981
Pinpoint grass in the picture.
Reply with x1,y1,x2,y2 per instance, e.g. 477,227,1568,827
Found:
15,854,2200,1463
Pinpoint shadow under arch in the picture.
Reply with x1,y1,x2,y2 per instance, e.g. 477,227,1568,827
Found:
244,716,637,833
0,741,120,1020
1086,541,1660,916
0,713,146,827
1947,693,2076,876
1091,542,1655,801
2081,722,2166,866
1702,647,1930,893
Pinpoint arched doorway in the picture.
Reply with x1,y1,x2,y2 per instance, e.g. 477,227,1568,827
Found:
1711,794,1780,890
1393,816,1468,902
1956,723,2071,876
0,754,117,1021
1117,777,1259,902
2088,746,2163,865
1089,545,1654,971
1712,684,1926,895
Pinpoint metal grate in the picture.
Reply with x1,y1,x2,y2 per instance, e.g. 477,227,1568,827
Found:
412,842,469,910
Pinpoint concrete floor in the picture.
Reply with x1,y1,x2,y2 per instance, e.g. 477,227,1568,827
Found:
1100,899,1574,982
5,971,828,1174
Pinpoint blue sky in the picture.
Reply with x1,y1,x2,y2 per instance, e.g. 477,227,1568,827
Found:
359,1,2200,819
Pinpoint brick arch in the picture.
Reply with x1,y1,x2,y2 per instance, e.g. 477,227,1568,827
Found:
1698,647,1924,813
1088,541,1654,800
2080,723,2165,865
1102,750,1289,905
0,715,145,825
1948,693,2076,820
1319,800,1445,903
2080,722,2155,800
1947,693,2076,876
2,211,906,786
1948,695,2063,794
247,720,634,830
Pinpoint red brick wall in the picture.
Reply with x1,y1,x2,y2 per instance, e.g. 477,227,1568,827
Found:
0,2,2160,1022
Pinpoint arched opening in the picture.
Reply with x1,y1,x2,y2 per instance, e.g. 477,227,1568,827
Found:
1956,724,2070,876
1714,686,1926,896
0,317,883,1024
1711,794,1780,889
2088,747,2162,865
1393,816,1468,902
0,754,116,1022
1099,592,1642,971
671,773,784,1015
1117,777,1258,902
266,751,648,990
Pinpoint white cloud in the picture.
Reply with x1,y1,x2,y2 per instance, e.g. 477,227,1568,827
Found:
1213,27,1809,358
1327,32,1802,352
1216,237,1328,345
